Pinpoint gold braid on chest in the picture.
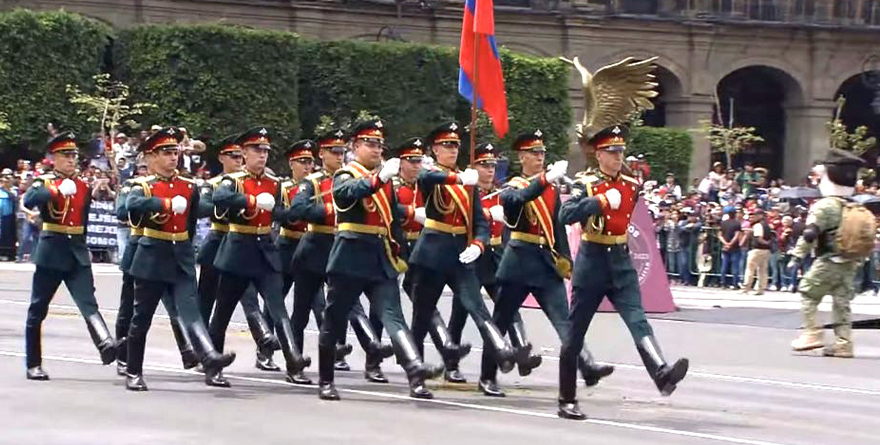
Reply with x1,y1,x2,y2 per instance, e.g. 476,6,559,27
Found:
432,185,454,215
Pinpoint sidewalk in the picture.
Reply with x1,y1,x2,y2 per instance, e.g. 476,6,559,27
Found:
672,285,880,316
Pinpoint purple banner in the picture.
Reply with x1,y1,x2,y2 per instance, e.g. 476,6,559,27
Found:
523,199,675,313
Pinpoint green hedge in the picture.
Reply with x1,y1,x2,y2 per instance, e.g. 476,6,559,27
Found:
629,126,693,183
0,11,572,170
114,23,302,160
0,10,110,157
298,40,571,168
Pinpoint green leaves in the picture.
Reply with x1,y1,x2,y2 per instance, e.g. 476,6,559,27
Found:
694,119,764,168
827,96,877,155
630,127,694,183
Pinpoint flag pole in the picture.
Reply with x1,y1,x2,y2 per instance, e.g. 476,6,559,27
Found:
467,25,480,245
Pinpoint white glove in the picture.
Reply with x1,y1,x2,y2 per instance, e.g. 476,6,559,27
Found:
458,168,478,186
545,160,569,183
256,192,275,211
421,156,435,170
379,158,400,183
604,188,621,210
489,205,505,223
170,195,188,214
458,244,482,264
414,207,427,224
58,178,77,197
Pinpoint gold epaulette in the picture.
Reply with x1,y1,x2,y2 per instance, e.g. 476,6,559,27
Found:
36,173,56,182
207,174,225,186
619,173,639,185
305,171,325,181
264,171,279,181
177,175,197,184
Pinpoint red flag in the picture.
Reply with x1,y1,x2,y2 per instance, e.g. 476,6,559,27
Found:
458,0,509,138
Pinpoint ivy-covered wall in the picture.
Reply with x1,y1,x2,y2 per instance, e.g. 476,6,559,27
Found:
0,10,110,163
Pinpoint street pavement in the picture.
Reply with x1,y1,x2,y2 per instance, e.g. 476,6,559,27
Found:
1,263,879,445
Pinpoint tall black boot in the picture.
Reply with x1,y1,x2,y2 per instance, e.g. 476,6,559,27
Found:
25,323,48,381
85,313,117,365
636,335,689,396
557,346,584,419
245,310,281,371
115,337,128,376
392,330,444,400
478,322,517,374
189,322,237,382
578,346,614,387
350,311,394,360
275,315,311,377
125,334,148,391
428,311,471,373
170,316,199,370
508,320,542,376
317,342,339,400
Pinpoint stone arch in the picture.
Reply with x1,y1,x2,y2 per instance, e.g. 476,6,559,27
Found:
715,59,806,107
715,64,807,180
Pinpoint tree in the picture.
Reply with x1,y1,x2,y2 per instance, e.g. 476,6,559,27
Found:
827,95,877,155
696,120,764,168
66,74,155,139
0,110,9,133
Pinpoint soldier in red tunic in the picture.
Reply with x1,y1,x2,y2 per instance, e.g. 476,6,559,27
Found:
558,125,689,419
23,131,117,381
393,137,471,383
209,127,311,386
125,127,236,391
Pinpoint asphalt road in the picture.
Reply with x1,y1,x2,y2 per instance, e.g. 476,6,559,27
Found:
1,266,879,445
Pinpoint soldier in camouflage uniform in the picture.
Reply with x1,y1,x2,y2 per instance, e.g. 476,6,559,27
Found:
789,149,865,358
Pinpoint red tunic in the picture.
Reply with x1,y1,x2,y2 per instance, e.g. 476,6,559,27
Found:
479,187,503,244
239,173,278,229
589,173,639,236
46,175,89,227
396,178,423,234
281,180,307,234
148,175,195,233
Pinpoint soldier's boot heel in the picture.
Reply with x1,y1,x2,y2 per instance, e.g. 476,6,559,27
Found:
509,320,542,376
636,335,688,396
170,316,199,369
125,374,148,391
364,352,389,383
823,338,854,358
278,323,311,376
115,337,128,376
791,329,824,351
429,311,471,365
479,322,516,373
317,343,339,400
557,398,587,420
189,322,237,371
392,330,444,386
25,323,47,380
578,347,614,387
85,313,118,365
205,368,231,388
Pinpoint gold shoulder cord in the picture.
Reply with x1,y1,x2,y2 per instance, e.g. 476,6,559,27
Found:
212,179,229,220
238,176,260,221
432,185,454,215
581,177,604,233
332,169,358,213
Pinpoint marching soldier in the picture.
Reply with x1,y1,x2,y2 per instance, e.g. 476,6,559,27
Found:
558,125,688,419
209,127,310,386
197,134,280,372
394,137,472,383
317,119,442,400
789,149,868,358
444,142,542,383
23,131,117,380
409,122,520,377
125,127,236,391
289,128,390,384
477,131,613,397
116,162,199,376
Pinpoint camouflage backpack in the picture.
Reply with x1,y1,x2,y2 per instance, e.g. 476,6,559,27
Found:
835,200,876,260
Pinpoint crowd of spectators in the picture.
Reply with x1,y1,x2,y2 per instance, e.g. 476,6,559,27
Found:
648,160,880,297
0,124,207,263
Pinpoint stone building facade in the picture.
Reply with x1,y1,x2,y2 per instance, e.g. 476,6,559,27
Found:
4,0,879,180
